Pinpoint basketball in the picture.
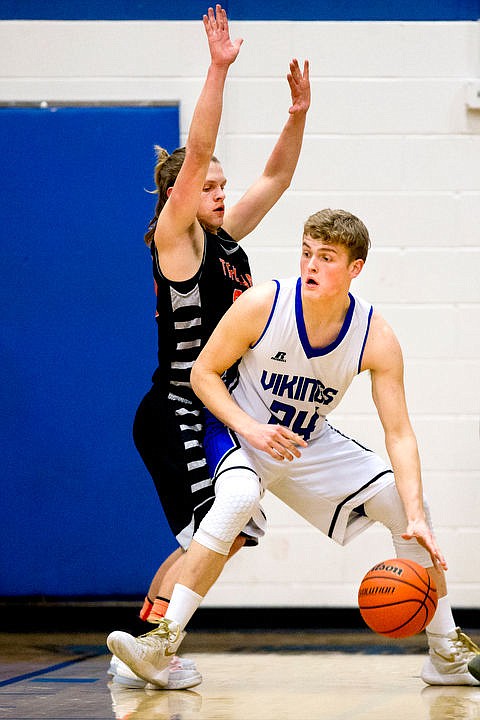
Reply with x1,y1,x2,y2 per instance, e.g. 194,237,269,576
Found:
358,558,438,638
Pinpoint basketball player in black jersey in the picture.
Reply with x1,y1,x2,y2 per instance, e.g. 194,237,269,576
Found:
108,4,310,690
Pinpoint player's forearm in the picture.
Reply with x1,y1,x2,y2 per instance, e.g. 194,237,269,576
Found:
262,112,307,190
186,63,230,160
385,433,425,521
191,366,255,436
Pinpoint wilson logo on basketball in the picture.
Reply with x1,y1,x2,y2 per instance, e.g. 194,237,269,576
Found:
371,562,404,576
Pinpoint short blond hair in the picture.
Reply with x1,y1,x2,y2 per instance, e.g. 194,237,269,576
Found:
303,209,371,262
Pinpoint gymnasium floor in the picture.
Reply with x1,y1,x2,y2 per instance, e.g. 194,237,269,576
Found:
1,629,479,720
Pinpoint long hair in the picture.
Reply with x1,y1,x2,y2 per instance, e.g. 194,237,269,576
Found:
144,146,186,246
144,146,220,246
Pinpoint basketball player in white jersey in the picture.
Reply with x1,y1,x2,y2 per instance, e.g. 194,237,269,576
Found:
108,208,479,687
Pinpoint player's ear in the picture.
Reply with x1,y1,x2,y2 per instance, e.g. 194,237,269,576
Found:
349,258,364,279
166,186,174,198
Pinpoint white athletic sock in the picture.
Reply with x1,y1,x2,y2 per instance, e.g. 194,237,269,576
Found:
426,595,456,636
165,583,203,632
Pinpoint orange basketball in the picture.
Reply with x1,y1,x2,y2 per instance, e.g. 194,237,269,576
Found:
358,558,438,638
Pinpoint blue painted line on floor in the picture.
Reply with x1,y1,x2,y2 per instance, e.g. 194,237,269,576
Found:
30,677,98,683
229,643,425,654
0,647,107,687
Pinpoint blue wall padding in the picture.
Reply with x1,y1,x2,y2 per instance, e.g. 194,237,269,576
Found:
0,106,180,595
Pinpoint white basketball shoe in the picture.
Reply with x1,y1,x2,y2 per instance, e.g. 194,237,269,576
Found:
107,619,185,687
421,627,480,685
108,653,201,690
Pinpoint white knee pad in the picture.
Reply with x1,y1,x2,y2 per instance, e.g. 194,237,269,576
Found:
363,483,433,568
193,468,261,556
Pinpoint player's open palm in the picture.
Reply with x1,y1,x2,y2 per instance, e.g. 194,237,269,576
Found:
204,4,243,68
287,59,310,115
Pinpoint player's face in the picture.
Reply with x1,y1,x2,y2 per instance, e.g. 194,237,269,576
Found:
300,235,363,297
197,161,227,233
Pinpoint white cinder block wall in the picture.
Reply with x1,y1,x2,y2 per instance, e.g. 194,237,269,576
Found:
1,19,479,607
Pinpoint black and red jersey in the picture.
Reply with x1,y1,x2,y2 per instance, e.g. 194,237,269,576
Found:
150,227,252,405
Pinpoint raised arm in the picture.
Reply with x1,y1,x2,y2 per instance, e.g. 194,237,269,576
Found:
362,313,447,571
223,59,310,241
190,282,307,461
154,5,242,258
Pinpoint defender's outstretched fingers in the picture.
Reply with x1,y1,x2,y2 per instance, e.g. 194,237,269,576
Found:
216,4,227,30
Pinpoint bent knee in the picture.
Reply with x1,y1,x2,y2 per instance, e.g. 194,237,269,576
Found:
196,469,261,549
215,470,260,514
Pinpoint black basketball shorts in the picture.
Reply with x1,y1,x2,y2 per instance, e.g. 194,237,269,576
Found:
133,389,214,549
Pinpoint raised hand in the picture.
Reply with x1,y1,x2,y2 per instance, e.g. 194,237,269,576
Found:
287,58,310,115
203,4,243,68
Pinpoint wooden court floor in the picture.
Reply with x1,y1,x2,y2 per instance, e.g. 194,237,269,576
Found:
1,630,479,720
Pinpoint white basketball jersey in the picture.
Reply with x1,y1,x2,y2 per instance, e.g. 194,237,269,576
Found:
232,277,373,441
